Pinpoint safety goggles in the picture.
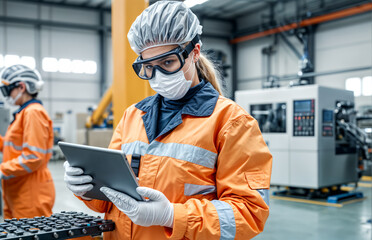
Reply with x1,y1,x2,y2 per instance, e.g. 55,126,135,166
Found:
132,35,199,80
0,81,19,98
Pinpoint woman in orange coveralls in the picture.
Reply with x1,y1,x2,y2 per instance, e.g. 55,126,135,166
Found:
0,64,55,219
64,1,272,239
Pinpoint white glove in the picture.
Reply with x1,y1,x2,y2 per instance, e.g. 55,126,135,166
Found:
63,161,93,198
100,186,174,228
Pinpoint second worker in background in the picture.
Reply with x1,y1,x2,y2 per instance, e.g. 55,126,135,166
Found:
0,65,55,219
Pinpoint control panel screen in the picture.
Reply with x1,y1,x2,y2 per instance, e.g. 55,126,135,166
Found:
294,100,312,113
293,99,315,137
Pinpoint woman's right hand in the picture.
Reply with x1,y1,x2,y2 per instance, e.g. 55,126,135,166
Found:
63,161,93,198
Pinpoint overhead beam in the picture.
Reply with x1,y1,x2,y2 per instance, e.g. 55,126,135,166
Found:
0,0,111,12
0,16,111,31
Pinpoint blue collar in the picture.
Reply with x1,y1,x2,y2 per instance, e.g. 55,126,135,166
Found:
136,81,219,117
11,99,42,124
135,81,219,142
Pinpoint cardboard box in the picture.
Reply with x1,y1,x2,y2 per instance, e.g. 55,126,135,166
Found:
76,129,87,145
76,113,89,130
87,129,113,148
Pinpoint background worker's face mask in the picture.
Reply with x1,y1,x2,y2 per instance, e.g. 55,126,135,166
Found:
149,56,195,100
5,90,22,106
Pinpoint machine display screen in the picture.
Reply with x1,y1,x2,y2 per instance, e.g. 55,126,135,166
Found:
294,100,312,113
322,110,333,123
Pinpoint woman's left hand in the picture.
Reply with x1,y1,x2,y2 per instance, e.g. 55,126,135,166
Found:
100,186,174,228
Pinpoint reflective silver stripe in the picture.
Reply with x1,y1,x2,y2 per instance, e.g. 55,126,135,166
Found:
257,189,270,206
4,141,22,151
22,143,53,154
211,200,236,240
18,156,32,173
121,141,149,156
147,141,217,169
2,174,15,180
22,153,38,160
184,184,216,196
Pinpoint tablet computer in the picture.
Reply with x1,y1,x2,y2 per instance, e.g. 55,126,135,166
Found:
58,141,144,202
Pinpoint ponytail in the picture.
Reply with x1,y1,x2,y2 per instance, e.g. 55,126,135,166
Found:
196,53,223,96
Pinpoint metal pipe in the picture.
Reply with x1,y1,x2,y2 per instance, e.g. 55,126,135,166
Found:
230,2,372,44
238,66,372,82
282,66,372,80
278,32,302,59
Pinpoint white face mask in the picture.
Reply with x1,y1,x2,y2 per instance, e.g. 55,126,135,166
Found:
5,91,22,106
149,57,196,100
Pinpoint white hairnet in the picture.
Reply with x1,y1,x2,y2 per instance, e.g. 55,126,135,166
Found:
128,1,203,55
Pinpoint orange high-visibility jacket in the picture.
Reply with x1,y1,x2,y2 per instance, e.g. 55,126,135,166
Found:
80,83,272,239
0,100,55,219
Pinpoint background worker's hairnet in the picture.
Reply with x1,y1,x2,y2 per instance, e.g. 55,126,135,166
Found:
127,1,203,55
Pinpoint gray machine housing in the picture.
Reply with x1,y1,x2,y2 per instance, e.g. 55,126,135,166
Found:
236,85,357,189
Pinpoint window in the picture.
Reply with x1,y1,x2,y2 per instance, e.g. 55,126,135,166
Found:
42,57,97,75
4,55,20,67
58,58,72,73
0,54,34,69
72,60,85,74
20,56,36,69
42,57,58,72
83,61,97,74
345,77,361,97
362,76,372,96
1,54,97,75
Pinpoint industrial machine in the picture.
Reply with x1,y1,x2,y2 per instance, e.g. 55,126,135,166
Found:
236,85,371,190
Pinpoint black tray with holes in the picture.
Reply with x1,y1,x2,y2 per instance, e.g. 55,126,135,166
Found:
0,211,115,239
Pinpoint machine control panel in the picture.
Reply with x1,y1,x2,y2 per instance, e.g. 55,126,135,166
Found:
0,211,114,239
322,109,334,136
293,99,315,136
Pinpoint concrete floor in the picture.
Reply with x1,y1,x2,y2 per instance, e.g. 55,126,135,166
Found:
2,159,371,239
254,187,371,240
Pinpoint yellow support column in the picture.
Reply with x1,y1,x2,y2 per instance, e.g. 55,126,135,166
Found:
111,0,152,128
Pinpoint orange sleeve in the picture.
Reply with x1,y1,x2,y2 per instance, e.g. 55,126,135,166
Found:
1,108,52,177
0,134,3,152
167,114,272,240
78,112,126,212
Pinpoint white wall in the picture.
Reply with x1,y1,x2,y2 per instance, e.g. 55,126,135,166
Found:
236,12,372,110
